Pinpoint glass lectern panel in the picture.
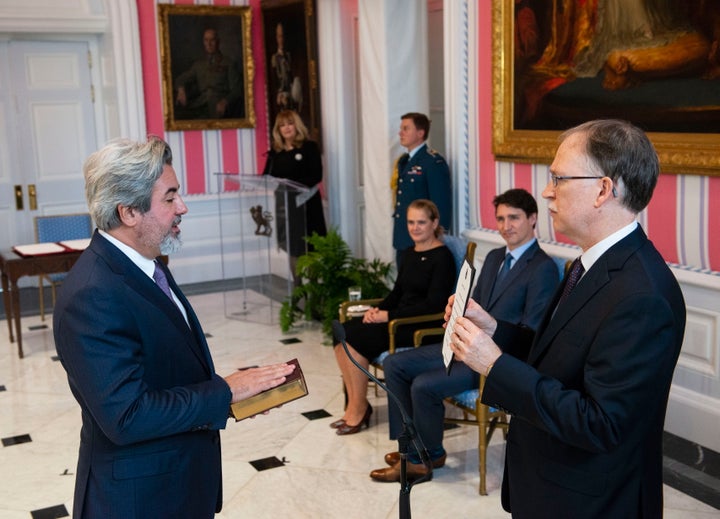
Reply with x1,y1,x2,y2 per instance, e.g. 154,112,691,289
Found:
215,173,309,324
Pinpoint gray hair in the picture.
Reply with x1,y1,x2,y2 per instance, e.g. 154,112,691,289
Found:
560,119,659,213
84,136,173,231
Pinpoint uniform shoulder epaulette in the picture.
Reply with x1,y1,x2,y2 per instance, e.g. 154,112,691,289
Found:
425,147,439,156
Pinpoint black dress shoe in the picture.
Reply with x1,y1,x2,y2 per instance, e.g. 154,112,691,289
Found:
336,404,373,435
384,451,446,468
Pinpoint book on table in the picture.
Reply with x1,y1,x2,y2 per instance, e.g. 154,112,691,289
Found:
230,358,308,421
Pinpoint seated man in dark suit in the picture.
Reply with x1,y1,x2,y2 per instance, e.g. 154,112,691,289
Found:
371,188,560,482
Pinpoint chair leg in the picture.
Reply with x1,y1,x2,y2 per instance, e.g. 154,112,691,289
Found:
478,421,488,495
50,282,58,316
38,277,45,322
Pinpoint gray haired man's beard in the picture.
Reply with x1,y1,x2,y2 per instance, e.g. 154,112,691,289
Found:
160,233,182,255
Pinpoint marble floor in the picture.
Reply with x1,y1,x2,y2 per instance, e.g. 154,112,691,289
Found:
1,290,719,519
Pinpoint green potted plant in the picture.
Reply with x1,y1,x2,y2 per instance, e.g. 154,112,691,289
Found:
280,228,393,336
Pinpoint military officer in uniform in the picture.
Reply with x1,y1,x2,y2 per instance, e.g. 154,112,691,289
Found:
391,112,452,266
175,28,244,120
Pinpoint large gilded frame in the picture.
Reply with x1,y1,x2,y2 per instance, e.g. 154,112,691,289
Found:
260,0,322,146
491,0,720,176
158,4,255,130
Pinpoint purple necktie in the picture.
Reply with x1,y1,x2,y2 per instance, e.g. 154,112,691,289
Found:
559,257,584,304
153,261,174,301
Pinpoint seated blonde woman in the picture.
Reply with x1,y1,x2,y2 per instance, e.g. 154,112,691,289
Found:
331,199,456,435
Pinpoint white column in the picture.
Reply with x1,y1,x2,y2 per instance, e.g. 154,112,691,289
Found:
359,0,428,263
317,0,362,251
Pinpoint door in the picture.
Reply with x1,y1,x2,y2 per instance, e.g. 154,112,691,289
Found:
0,39,97,258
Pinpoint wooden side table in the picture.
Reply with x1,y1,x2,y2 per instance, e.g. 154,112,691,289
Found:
0,249,83,358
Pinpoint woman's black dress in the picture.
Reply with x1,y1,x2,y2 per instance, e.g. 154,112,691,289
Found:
263,140,327,256
337,245,457,360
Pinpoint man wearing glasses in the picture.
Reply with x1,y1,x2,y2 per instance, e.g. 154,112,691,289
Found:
449,119,686,518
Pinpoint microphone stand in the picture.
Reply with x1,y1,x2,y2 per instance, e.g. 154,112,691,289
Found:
332,320,432,519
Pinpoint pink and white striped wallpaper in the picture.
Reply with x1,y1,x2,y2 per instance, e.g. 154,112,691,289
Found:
135,1,718,274
137,0,269,195
474,4,720,274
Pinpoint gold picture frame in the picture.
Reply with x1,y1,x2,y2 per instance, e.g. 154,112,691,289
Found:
491,0,720,176
260,0,322,146
158,4,255,131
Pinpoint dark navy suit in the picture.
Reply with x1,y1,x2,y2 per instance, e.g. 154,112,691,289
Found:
392,143,452,252
54,232,232,519
384,240,559,449
485,227,686,518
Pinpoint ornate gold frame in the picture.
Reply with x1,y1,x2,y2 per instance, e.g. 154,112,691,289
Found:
491,0,720,176
260,0,322,146
158,4,255,131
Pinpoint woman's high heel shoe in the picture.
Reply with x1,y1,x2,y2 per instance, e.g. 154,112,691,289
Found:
335,404,373,435
329,418,346,429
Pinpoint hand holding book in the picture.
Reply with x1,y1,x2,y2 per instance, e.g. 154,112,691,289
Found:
442,259,476,374
228,359,308,421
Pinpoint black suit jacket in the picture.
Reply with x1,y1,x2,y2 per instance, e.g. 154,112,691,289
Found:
54,231,232,519
483,227,686,518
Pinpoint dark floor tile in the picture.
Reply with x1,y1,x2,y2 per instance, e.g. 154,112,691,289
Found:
664,431,720,479
279,337,301,344
31,504,69,519
28,324,49,331
664,461,720,510
303,409,331,420
663,431,720,510
250,456,285,471
2,433,32,446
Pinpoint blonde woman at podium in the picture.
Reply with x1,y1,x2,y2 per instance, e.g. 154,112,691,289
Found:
263,109,327,286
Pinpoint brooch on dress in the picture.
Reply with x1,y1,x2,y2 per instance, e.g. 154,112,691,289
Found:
295,153,303,161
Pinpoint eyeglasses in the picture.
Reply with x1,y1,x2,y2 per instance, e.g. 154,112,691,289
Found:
548,173,618,197
548,173,603,187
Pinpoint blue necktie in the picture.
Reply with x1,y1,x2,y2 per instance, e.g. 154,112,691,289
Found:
490,253,513,299
496,253,513,285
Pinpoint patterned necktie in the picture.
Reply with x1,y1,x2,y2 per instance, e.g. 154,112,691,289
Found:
153,261,174,301
559,257,584,304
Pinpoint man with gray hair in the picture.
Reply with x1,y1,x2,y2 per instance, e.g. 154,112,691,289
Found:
449,119,686,518
54,136,294,518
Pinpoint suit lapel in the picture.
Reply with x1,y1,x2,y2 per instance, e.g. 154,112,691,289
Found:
479,248,504,308
162,263,215,373
526,227,648,365
527,263,609,365
91,234,212,375
488,242,540,308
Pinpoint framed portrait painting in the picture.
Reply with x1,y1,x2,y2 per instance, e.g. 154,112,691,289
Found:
260,0,322,146
492,0,720,175
158,4,255,131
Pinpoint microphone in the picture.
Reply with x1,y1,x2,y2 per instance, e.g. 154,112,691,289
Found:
331,319,433,481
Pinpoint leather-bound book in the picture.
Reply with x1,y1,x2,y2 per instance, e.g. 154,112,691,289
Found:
230,358,308,421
